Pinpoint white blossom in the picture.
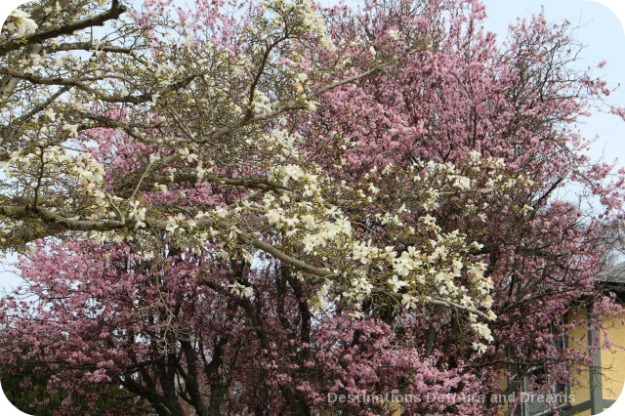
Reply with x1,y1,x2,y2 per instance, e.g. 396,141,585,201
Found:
472,342,487,354
387,275,408,293
401,293,418,310
228,282,253,298
5,9,38,37
453,176,471,191
387,29,400,40
471,322,494,343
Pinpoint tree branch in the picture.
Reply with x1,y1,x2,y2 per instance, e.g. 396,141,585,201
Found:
0,0,127,56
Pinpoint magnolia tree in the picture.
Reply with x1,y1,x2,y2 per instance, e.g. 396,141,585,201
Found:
0,0,624,415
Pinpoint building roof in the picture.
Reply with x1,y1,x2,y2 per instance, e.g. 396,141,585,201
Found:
596,262,625,285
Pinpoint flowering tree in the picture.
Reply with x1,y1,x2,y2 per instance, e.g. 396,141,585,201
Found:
0,0,624,415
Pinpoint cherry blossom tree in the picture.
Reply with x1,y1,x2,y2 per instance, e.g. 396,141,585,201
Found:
0,0,624,415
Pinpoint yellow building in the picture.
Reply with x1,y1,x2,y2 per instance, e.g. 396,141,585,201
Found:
371,264,625,416
507,263,624,416
558,263,625,416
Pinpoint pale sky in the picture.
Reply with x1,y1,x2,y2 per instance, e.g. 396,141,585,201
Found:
0,1,625,413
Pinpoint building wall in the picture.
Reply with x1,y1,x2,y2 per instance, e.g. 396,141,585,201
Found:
599,312,625,410
566,303,625,415
568,306,592,412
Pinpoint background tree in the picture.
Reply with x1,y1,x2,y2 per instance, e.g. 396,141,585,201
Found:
305,0,625,401
0,0,624,415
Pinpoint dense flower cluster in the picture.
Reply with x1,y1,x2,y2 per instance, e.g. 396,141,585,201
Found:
4,9,38,37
